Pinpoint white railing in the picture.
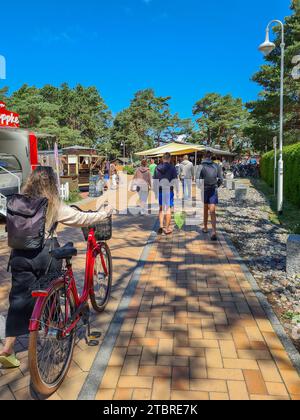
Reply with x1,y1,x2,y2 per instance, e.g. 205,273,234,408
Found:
60,183,70,202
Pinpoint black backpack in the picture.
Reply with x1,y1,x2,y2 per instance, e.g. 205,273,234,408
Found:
199,163,221,188
6,195,49,251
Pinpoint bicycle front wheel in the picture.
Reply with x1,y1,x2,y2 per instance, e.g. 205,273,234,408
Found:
29,281,76,397
90,242,112,313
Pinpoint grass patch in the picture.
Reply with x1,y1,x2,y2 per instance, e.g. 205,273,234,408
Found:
65,190,82,204
252,178,300,234
282,311,300,324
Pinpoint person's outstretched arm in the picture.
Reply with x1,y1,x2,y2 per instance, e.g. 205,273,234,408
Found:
58,203,113,228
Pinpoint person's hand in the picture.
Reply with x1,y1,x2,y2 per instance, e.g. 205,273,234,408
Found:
104,204,114,217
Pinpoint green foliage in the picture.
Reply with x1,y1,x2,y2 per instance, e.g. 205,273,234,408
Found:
283,311,300,324
261,142,300,208
109,89,194,158
192,93,250,151
247,3,300,151
253,178,300,233
123,165,135,175
3,83,112,149
65,189,82,204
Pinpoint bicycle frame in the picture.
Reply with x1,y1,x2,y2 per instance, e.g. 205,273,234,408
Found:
29,228,109,335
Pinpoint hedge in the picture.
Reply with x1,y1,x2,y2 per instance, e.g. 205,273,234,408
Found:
260,142,300,208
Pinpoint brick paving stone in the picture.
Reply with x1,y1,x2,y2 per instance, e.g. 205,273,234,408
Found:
244,370,268,395
118,376,153,389
227,381,250,401
171,390,209,400
113,388,134,401
210,392,230,400
152,378,171,400
190,379,227,393
258,360,283,383
280,370,300,395
266,382,289,397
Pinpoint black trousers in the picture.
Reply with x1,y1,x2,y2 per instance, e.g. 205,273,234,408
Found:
6,239,62,338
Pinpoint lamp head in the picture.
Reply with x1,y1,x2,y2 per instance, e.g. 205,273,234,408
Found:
259,30,276,56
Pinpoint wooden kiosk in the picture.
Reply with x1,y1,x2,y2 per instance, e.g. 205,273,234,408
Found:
62,146,103,189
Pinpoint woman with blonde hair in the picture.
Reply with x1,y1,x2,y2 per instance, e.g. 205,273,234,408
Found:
0,166,113,369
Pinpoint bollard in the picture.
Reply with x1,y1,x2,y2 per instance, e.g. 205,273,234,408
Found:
233,181,242,191
235,186,248,201
226,180,234,190
287,235,300,277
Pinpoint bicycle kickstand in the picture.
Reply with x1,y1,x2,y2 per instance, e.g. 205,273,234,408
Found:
84,313,102,347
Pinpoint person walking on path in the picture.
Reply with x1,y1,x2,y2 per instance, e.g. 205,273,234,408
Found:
154,153,178,236
0,167,113,369
179,155,194,202
103,160,110,191
196,152,223,241
133,160,152,215
110,162,118,190
149,159,157,178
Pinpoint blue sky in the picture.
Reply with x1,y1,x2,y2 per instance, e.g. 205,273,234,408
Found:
1,0,292,118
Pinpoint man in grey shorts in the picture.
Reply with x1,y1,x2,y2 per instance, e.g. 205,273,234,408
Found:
197,152,223,241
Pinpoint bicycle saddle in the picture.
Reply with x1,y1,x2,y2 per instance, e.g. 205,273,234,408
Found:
50,243,78,261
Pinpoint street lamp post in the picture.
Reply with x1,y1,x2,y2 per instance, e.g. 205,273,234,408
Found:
121,142,126,162
273,136,277,197
259,20,285,214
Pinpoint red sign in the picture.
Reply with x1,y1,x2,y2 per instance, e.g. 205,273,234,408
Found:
0,101,20,128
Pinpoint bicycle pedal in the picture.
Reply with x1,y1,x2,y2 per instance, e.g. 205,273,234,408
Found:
89,331,102,340
87,340,100,347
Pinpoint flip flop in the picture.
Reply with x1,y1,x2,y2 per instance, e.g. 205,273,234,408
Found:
164,228,174,236
0,354,21,369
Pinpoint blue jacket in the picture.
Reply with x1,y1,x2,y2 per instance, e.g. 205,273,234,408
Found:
154,163,177,183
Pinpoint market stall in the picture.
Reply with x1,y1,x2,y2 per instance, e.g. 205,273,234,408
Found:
62,146,104,190
135,141,236,164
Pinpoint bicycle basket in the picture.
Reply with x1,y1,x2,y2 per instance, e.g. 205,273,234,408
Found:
82,216,112,242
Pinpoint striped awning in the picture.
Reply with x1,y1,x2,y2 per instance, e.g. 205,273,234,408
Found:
135,142,206,157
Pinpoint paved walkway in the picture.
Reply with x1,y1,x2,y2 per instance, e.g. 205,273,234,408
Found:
93,228,300,401
0,193,300,400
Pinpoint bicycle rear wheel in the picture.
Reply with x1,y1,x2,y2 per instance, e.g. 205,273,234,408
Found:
90,242,112,313
29,281,76,397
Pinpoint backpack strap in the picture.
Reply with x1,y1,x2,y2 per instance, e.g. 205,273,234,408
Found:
7,252,12,273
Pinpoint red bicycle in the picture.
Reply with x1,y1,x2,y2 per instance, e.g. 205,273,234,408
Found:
28,207,113,397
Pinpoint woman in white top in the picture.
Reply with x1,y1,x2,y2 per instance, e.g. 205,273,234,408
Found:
0,166,113,369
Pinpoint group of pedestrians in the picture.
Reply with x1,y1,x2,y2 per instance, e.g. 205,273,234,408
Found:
132,151,223,240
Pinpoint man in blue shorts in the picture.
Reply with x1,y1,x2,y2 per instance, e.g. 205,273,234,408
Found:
154,153,178,235
197,152,223,241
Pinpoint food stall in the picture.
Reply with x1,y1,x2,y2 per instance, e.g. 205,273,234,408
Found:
62,146,104,190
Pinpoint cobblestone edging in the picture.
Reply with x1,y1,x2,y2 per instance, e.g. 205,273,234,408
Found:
78,221,159,400
220,231,300,376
